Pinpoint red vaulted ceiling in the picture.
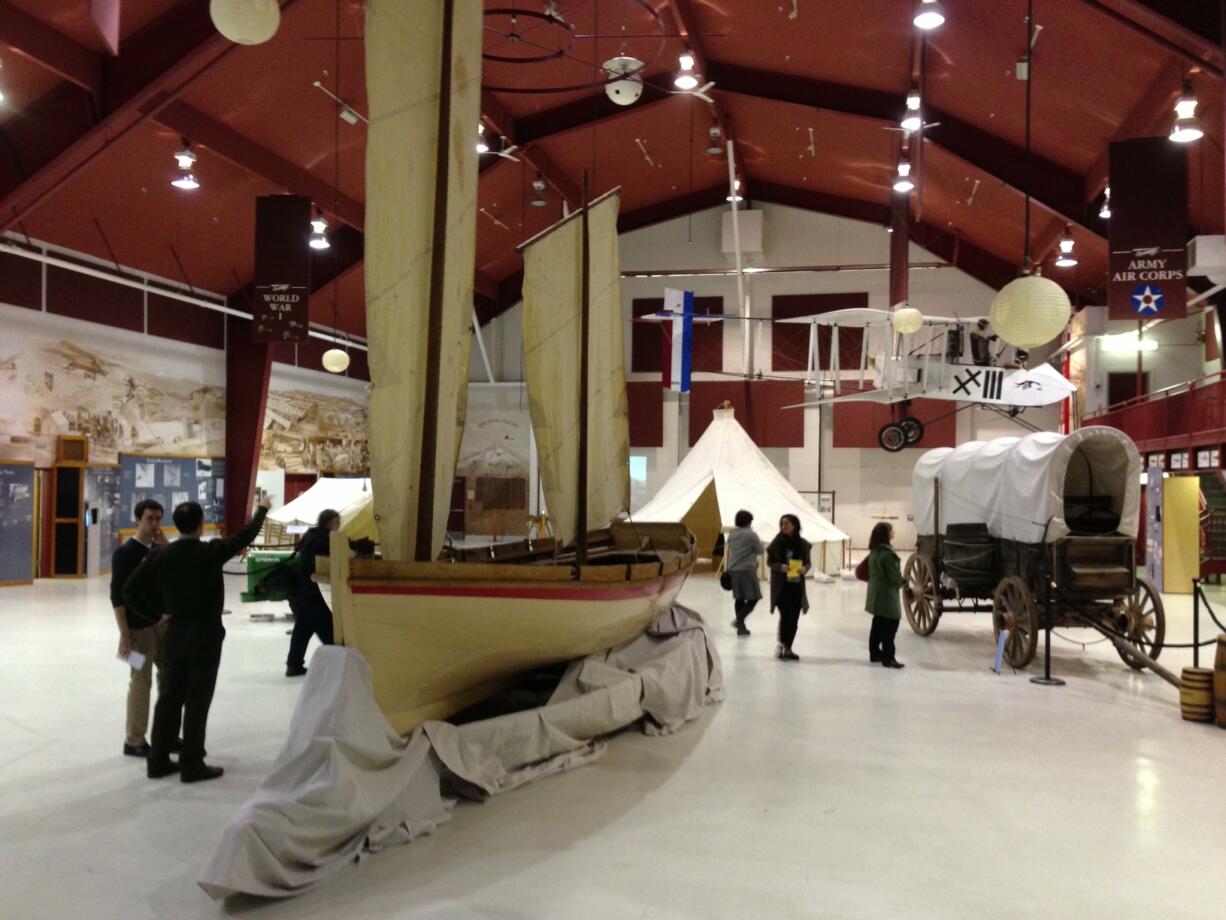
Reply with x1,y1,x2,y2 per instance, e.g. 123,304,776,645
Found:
0,0,1221,341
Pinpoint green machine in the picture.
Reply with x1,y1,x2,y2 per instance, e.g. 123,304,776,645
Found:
241,550,295,602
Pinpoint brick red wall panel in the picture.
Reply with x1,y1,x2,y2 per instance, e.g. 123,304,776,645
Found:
689,380,805,447
0,252,41,310
627,381,664,447
46,266,143,332
146,293,225,349
771,292,867,372
631,296,723,373
831,386,957,449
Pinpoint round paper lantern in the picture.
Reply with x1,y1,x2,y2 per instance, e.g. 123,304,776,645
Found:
892,306,924,335
321,348,350,374
209,0,281,46
989,274,1071,349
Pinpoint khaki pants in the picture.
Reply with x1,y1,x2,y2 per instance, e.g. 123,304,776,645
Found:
125,620,167,745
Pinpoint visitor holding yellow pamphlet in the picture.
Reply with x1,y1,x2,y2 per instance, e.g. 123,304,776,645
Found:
766,514,812,662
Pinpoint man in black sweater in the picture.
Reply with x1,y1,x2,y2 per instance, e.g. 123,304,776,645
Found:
110,499,167,758
124,495,270,783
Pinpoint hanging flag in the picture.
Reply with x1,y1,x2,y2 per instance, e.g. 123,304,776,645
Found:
661,288,694,392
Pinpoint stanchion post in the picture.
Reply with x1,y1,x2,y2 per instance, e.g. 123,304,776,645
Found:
1192,577,1200,669
1031,573,1066,687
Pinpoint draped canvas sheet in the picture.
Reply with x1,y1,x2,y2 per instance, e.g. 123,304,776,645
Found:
198,606,723,900
912,427,1140,544
521,194,629,547
364,0,478,560
268,477,377,541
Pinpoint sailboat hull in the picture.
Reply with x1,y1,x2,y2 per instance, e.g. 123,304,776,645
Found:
327,523,695,734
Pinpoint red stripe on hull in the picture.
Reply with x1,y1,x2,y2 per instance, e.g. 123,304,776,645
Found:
351,571,688,602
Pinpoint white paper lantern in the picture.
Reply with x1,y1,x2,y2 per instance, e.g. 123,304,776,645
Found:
892,306,924,335
989,274,1071,349
321,348,350,374
209,0,281,46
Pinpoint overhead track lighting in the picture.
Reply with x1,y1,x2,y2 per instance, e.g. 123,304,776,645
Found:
476,123,489,154
1054,228,1077,268
674,52,699,91
529,176,548,208
1099,186,1111,220
892,160,915,193
309,209,330,250
913,0,946,31
1169,82,1203,143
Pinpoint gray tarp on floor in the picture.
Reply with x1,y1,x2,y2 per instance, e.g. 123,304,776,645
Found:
198,605,723,899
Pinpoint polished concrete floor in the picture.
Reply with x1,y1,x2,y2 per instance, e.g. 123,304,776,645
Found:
1,571,1224,919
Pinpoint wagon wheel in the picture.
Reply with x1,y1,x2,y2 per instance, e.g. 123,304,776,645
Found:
992,576,1039,668
1115,576,1166,670
878,422,907,453
899,416,925,445
904,553,940,636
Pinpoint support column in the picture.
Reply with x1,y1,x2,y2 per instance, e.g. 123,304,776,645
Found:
224,315,272,535
888,190,910,306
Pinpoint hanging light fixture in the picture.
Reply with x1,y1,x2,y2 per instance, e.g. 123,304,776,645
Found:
529,176,548,208
1054,228,1077,268
1099,186,1111,220
901,90,922,132
706,125,723,156
322,347,350,373
892,160,915,193
309,209,330,250
476,123,489,154
1169,82,1204,143
209,0,281,45
726,178,743,202
674,52,699,91
913,0,946,31
170,139,199,189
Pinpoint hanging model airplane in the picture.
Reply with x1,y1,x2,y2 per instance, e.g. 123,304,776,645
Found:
775,307,1076,450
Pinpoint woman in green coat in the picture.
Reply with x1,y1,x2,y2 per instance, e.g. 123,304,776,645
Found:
865,522,906,669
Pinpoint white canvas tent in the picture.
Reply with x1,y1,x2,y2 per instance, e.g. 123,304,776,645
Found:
267,478,378,543
632,408,848,573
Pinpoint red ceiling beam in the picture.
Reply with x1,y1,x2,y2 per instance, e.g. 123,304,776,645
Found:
90,0,121,57
480,89,581,206
0,0,303,234
515,72,679,145
152,100,365,230
1080,0,1222,78
0,0,101,96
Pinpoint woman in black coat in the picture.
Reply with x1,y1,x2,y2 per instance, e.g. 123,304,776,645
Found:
767,514,811,661
285,509,340,677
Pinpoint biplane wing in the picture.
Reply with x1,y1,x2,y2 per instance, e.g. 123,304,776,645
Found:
775,308,987,327
784,363,1075,410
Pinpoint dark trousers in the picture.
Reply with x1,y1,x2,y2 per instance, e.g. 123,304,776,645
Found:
734,597,758,623
151,621,224,766
776,590,803,648
869,615,900,663
286,584,334,669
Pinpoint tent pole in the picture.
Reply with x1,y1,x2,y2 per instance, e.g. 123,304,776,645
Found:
576,172,591,566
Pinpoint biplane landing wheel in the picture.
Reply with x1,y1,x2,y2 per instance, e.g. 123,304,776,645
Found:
899,416,925,445
1115,576,1166,670
878,423,908,453
992,576,1039,668
904,553,940,636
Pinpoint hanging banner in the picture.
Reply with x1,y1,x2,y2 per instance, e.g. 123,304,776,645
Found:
1108,138,1187,321
252,195,312,343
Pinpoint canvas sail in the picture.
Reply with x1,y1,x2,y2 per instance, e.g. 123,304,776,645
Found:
521,193,630,547
363,0,478,560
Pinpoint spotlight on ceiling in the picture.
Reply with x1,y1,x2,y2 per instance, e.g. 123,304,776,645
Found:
1054,229,1077,268
901,90,922,132
173,139,197,171
892,160,915,193
726,178,743,202
309,210,330,250
1099,186,1111,220
529,176,548,208
913,0,946,31
675,51,699,91
706,125,723,156
1170,82,1204,143
170,169,200,191
476,123,489,154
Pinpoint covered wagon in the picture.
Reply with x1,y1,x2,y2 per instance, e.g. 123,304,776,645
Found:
905,427,1163,669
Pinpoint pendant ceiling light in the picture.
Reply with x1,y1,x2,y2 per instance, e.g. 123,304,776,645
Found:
529,176,548,208
901,90,922,132
1169,82,1204,143
990,0,1070,350
892,160,914,193
892,306,925,335
674,52,699,91
476,123,489,154
170,139,198,189
1054,229,1077,268
322,347,350,373
1099,186,1111,220
209,0,281,45
726,178,743,202
706,125,723,156
309,210,330,250
913,0,946,31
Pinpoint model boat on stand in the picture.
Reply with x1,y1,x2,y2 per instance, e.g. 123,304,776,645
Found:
324,0,694,735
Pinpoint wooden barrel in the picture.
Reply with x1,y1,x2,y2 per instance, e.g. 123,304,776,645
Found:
1181,668,1216,723
1215,635,1226,728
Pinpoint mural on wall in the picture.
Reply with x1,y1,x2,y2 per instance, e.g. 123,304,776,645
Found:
0,336,225,465
260,388,369,474
456,404,531,536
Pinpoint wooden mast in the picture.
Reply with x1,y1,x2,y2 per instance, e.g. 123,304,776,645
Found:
413,0,455,562
576,171,591,566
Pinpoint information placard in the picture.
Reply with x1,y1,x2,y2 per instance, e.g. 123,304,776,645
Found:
0,462,35,583
118,454,226,529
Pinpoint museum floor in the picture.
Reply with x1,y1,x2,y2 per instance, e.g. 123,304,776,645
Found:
2,572,1224,919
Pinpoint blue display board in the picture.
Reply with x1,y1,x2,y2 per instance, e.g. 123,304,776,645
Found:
0,462,35,583
118,454,226,528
